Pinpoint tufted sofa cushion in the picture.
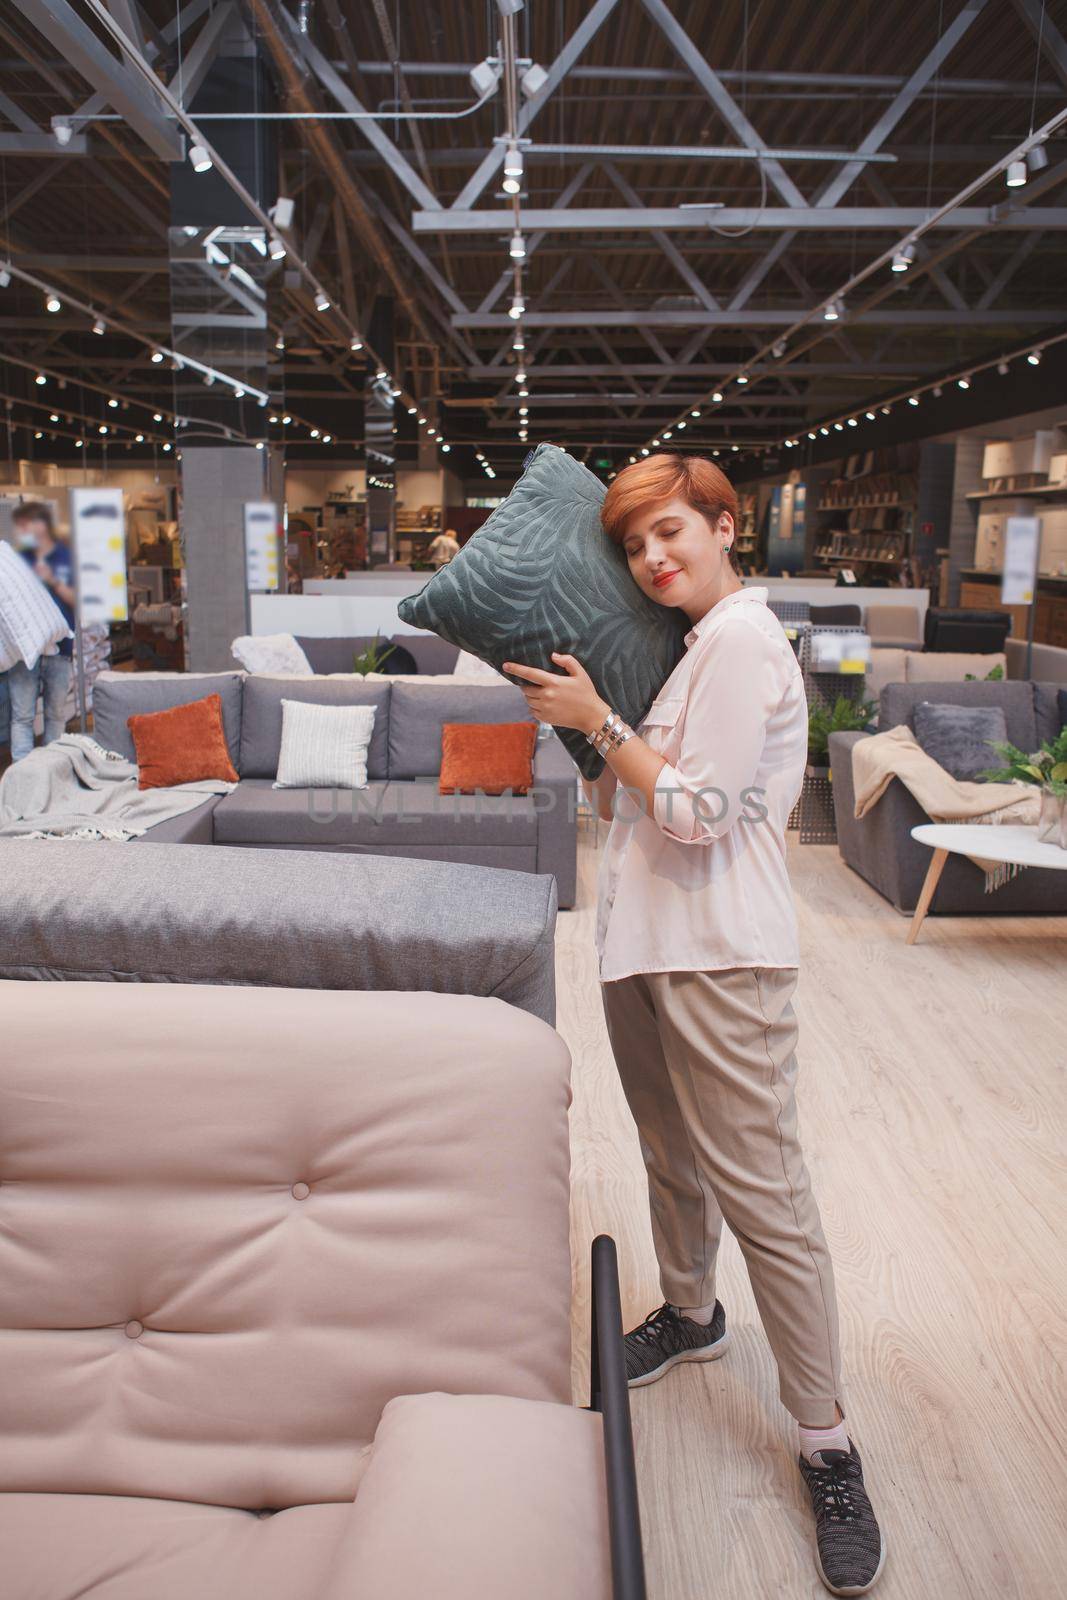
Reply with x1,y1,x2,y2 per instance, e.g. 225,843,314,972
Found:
0,979,574,1511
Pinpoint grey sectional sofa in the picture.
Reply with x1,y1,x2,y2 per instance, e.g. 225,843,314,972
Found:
830,678,1067,917
90,670,578,907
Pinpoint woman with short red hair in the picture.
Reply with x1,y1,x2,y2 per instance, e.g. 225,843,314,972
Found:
504,454,885,1596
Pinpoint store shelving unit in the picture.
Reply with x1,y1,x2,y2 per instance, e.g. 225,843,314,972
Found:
813,471,916,578
395,505,441,564
793,622,872,844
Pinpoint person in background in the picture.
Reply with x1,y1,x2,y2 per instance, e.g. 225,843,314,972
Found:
7,501,75,761
427,527,461,567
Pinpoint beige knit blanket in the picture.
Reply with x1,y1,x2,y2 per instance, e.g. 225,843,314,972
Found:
851,724,1040,890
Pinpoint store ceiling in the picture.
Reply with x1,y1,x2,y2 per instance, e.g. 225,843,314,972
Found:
1,0,1066,478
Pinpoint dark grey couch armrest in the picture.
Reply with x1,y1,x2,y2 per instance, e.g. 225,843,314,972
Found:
532,733,578,910
830,729,945,913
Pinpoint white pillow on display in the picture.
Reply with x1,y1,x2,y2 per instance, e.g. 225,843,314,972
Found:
273,699,376,789
231,633,313,677
452,648,512,685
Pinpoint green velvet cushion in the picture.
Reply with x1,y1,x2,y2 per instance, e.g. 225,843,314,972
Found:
396,444,689,776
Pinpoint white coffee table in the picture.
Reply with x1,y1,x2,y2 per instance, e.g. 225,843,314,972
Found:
907,822,1067,944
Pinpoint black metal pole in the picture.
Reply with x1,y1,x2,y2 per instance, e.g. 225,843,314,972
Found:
591,1234,647,1600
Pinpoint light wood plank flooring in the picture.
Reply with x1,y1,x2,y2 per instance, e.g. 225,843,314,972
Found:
558,824,1066,1600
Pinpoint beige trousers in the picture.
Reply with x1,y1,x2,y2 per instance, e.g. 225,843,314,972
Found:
601,965,846,1427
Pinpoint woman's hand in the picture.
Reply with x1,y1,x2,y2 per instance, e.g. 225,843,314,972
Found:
501,652,609,735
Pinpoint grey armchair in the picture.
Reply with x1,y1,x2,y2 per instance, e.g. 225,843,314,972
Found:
830,679,1067,917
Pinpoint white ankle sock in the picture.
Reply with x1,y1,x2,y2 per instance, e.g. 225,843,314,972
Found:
673,1301,715,1326
798,1417,850,1465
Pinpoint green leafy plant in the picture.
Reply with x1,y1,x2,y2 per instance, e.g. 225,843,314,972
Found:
353,632,396,675
963,664,1004,681
807,695,877,767
977,725,1067,797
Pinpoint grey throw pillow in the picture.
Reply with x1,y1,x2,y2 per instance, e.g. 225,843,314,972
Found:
913,701,1009,782
396,443,689,776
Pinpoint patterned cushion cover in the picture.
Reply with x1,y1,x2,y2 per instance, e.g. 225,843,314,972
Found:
396,443,689,776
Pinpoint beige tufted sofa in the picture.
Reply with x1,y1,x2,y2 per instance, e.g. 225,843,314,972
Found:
0,978,621,1600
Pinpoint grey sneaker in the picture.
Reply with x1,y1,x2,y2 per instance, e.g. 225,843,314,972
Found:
798,1439,886,1595
624,1301,729,1388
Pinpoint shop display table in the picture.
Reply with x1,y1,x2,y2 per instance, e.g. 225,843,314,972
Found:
908,823,1067,943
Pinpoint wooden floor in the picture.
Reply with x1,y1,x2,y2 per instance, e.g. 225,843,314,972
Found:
558,823,1066,1600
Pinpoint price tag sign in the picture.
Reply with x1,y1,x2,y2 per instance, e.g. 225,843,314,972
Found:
244,501,280,592
71,487,128,624
1002,516,1040,605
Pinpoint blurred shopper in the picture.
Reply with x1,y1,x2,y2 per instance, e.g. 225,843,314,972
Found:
504,454,886,1597
427,527,461,567
8,502,75,761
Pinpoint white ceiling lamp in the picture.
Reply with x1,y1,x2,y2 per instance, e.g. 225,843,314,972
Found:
819,426,829,436
74,439,83,448
908,394,920,406
509,230,526,260
508,293,525,320
519,406,528,416
0,266,10,288
315,291,331,312
808,431,817,439
154,412,163,422
823,298,842,322
833,421,844,431
712,391,723,403
690,409,701,418
677,420,686,429
135,433,144,442
521,62,549,97
1005,159,1026,188
640,447,649,455
441,443,451,453
651,437,660,446
268,237,286,260
502,142,523,195
52,116,73,147
881,405,891,414
98,424,108,435
997,360,1010,375
932,385,942,397
107,397,118,408
957,375,971,390
470,58,503,98
150,350,164,364
349,337,363,352
663,429,673,439
512,331,525,350
736,374,749,385
1027,349,1042,366
188,143,213,174
281,414,292,424
34,372,46,386
45,292,61,313
891,242,915,273
162,441,172,452
49,413,58,421
865,411,875,420
255,441,265,451
771,339,788,359
1027,143,1049,174
847,417,858,426
310,428,320,438
92,318,105,336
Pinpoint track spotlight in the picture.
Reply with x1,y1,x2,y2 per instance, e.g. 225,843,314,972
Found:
512,332,525,351
469,58,503,98
1005,160,1026,188
891,242,915,273
52,117,73,147
833,422,844,431
1027,144,1049,174
957,376,971,390
508,293,525,320
310,429,320,439
151,350,164,363
691,409,701,418
268,237,286,260
865,411,875,420
823,298,842,322
908,394,919,405
34,373,46,385
315,292,331,312
0,266,10,288
349,337,363,352
808,431,817,440
847,417,858,426
819,427,829,436
997,360,1009,375
281,414,291,424
45,293,61,313
712,391,723,403
509,230,526,260
92,318,105,336
135,434,144,443
736,374,749,385
162,442,172,452
515,369,527,384
49,413,58,422
441,444,451,453
771,340,787,359
107,397,118,408
189,143,213,174
1027,349,1041,366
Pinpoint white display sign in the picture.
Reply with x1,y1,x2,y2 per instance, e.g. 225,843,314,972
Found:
244,501,280,592
71,486,128,624
1001,516,1041,606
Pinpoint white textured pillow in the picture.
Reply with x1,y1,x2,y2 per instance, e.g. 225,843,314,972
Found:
232,633,313,677
273,699,376,789
453,648,512,685
0,541,73,671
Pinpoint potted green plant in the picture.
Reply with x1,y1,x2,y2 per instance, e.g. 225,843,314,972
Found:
806,694,877,776
352,632,396,675
977,726,1067,849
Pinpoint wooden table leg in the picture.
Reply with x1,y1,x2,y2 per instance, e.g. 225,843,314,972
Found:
907,847,949,945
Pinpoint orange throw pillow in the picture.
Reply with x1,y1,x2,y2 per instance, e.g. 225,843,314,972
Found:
439,721,538,796
127,693,239,791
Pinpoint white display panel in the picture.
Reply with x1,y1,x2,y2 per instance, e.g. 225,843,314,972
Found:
71,487,128,625
1001,516,1041,606
244,501,280,592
